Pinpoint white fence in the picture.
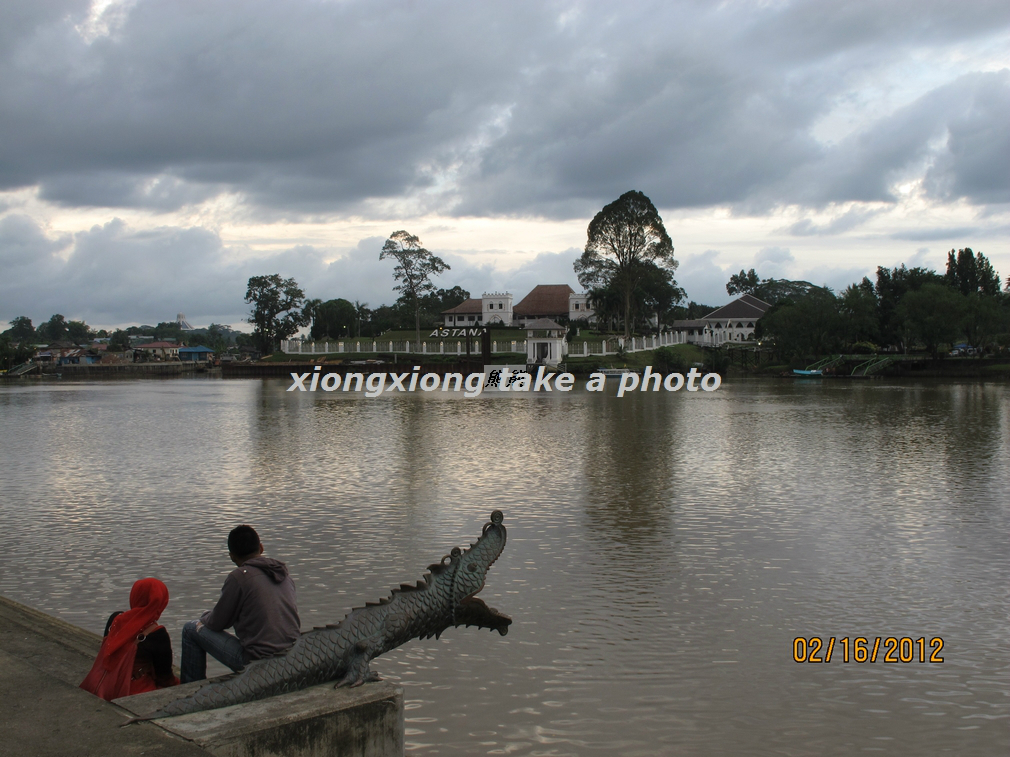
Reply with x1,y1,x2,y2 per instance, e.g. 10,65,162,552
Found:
282,331,688,357
281,339,528,356
565,331,686,357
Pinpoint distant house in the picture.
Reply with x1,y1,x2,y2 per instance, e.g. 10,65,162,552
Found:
179,345,214,362
514,284,575,325
668,319,709,344
441,285,595,328
34,341,91,365
135,341,180,360
672,294,771,346
512,284,596,326
441,292,514,327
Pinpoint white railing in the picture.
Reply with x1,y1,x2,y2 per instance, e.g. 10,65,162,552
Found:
282,331,690,357
281,339,529,356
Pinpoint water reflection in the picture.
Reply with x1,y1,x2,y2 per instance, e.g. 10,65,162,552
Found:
1,378,1007,756
580,392,681,543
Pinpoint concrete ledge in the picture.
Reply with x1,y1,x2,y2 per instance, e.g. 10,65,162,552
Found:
1,595,404,757
117,680,404,757
0,595,209,757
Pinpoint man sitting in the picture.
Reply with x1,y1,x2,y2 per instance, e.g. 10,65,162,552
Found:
181,525,300,683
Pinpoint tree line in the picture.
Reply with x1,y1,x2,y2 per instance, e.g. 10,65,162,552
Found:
9,187,1003,364
749,248,1009,361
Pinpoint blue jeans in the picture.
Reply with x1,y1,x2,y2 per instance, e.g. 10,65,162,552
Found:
180,620,250,684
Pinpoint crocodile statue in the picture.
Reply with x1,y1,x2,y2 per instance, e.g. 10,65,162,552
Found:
128,510,510,722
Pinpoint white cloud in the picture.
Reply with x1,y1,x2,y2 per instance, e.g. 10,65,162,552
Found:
676,250,731,306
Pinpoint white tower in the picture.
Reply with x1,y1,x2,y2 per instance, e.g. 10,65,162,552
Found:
481,292,513,325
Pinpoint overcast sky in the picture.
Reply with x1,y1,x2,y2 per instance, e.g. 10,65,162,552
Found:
1,0,1008,331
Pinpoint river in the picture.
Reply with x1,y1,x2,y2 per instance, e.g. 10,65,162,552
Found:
1,376,1007,755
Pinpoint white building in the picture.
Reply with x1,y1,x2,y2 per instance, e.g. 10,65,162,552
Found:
671,294,771,346
442,285,594,327
568,292,594,322
482,292,513,325
442,291,514,326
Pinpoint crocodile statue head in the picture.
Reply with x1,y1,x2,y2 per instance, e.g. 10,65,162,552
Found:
448,509,511,635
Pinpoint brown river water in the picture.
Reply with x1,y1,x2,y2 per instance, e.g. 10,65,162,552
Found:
1,376,1007,755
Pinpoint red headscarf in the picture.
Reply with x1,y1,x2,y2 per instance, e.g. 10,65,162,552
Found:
80,578,171,701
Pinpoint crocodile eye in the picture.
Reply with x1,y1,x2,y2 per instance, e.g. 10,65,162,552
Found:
467,563,478,572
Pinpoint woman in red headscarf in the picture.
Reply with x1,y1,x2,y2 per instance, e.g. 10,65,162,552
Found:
80,577,180,701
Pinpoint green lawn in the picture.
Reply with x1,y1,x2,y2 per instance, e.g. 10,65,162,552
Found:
564,344,706,371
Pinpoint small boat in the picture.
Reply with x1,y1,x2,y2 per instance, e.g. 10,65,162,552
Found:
792,369,823,376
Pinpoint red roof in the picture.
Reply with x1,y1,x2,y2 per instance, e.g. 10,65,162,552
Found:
513,285,574,316
442,298,484,314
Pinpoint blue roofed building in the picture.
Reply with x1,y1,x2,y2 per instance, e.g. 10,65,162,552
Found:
179,345,215,362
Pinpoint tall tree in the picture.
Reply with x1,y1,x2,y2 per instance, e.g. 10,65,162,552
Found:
575,191,677,338
0,334,35,371
67,320,93,344
752,279,822,304
960,294,1006,355
839,277,880,345
380,231,450,347
307,298,357,340
153,321,185,343
726,269,761,296
874,265,943,349
587,286,623,332
244,274,310,355
108,329,131,352
756,289,844,360
38,314,69,343
945,248,1001,296
3,316,35,343
410,286,471,327
635,262,685,330
354,301,369,338
897,283,965,358
200,324,229,354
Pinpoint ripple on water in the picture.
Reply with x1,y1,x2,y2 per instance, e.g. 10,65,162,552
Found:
1,378,1008,756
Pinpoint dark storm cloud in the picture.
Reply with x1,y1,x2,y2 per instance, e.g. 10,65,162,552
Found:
771,71,1010,207
0,1,1008,217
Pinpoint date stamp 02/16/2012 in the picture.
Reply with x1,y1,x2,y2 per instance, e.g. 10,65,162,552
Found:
793,636,945,663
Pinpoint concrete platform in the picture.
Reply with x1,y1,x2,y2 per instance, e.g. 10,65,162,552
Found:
1,595,404,756
117,679,403,757
0,595,209,756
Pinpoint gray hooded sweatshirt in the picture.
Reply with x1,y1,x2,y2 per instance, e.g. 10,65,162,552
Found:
201,556,300,660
